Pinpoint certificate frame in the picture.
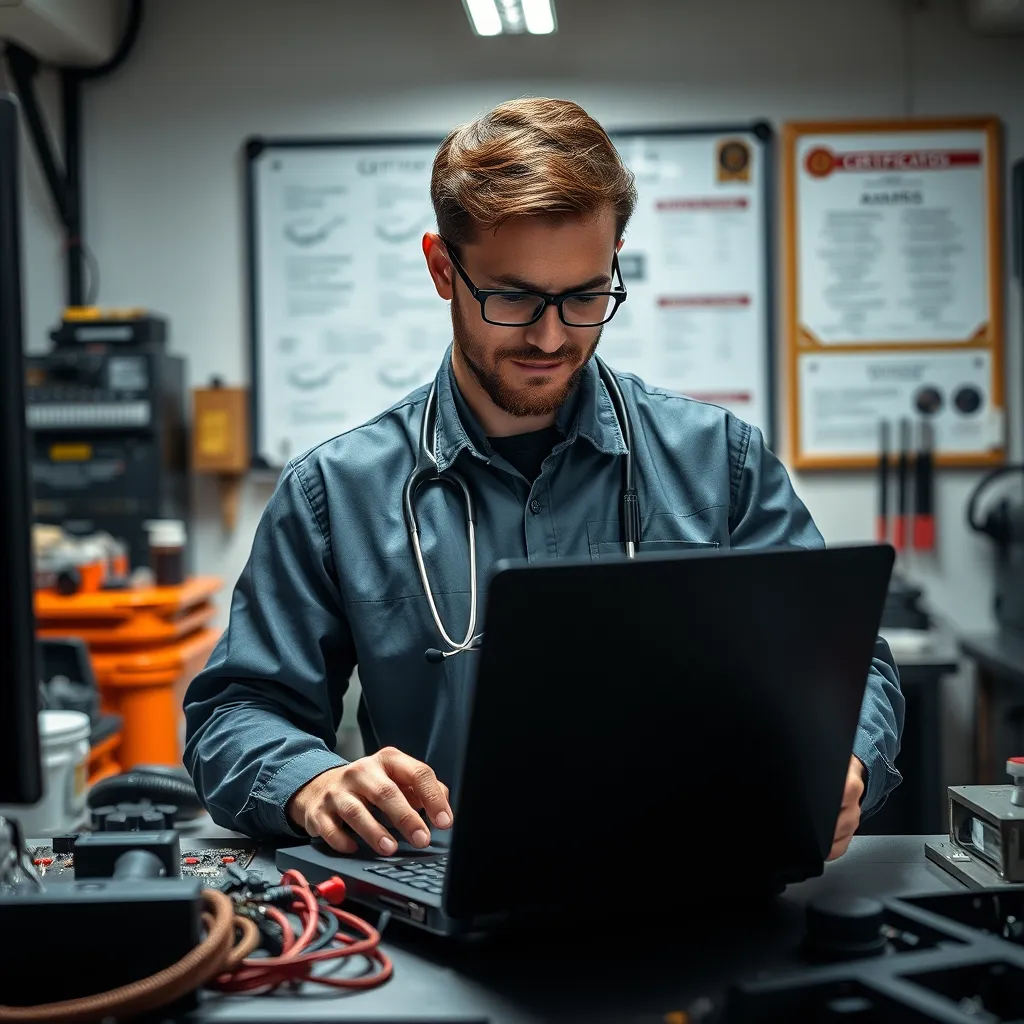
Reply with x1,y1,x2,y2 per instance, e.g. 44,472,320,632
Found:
783,116,1005,471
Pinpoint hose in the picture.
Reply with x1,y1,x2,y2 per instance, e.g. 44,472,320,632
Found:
0,889,253,1023
86,770,205,818
0,871,390,1020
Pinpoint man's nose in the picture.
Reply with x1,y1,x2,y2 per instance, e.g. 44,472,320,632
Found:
525,303,567,354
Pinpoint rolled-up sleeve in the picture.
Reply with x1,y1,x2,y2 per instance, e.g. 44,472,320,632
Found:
726,419,905,816
183,457,355,839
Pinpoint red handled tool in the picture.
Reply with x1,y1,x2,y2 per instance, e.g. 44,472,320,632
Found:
894,419,911,553
913,419,935,552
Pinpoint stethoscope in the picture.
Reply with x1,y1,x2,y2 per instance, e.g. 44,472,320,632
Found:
403,356,640,663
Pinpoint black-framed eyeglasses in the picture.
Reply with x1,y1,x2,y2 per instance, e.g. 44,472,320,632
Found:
441,238,627,328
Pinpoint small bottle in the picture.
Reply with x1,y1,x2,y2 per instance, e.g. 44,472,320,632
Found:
144,519,187,586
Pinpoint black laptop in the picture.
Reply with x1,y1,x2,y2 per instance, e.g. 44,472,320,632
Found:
277,543,895,936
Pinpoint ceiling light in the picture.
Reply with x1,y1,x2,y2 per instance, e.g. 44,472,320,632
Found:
462,0,503,35
462,0,557,35
520,0,556,33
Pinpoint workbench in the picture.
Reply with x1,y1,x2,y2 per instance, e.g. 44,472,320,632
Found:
188,833,964,1023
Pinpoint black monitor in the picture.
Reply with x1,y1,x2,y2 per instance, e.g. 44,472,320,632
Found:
0,93,43,805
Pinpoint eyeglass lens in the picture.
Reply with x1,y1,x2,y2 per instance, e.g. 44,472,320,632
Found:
483,292,616,326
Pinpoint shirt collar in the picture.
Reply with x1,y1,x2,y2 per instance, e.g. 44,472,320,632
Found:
433,348,627,473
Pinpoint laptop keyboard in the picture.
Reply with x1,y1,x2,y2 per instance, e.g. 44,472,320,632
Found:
365,854,446,894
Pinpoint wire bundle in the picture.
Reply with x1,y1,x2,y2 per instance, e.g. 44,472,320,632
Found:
211,868,393,993
0,869,391,1023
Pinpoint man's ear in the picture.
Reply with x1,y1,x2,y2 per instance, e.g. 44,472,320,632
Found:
423,233,454,300
616,238,624,253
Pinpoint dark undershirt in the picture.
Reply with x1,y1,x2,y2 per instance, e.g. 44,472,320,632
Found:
487,426,561,483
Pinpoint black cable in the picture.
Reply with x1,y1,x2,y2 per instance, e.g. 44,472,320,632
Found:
77,0,144,81
3,2,144,306
966,464,1024,537
3,45,69,226
305,909,340,953
81,239,100,305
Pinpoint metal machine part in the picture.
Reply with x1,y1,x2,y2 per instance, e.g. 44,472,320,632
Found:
712,889,1024,1023
24,312,188,571
924,758,1024,888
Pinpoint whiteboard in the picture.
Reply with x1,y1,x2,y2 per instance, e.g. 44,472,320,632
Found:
246,125,776,468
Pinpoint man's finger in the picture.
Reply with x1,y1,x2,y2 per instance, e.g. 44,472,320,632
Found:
380,748,453,830
404,781,451,811
834,806,859,839
827,834,852,861
352,766,432,848
311,812,358,854
330,790,401,855
831,815,856,839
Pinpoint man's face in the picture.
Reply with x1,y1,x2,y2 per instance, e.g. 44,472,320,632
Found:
443,208,618,419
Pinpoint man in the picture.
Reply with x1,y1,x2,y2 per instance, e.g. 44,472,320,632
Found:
184,98,903,863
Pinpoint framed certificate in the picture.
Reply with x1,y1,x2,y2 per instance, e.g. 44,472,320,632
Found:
783,117,1005,469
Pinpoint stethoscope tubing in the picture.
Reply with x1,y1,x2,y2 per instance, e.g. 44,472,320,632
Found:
406,356,636,660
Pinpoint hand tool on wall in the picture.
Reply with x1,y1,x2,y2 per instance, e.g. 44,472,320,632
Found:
876,420,889,544
913,419,935,552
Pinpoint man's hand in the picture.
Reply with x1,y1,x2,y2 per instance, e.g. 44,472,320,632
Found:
287,746,452,855
828,755,865,861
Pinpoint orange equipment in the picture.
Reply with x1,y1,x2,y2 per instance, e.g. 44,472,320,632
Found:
35,576,223,768
88,730,123,785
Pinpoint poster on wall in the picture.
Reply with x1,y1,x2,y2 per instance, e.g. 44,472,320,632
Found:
600,126,774,441
247,138,450,469
784,117,1005,469
247,125,776,469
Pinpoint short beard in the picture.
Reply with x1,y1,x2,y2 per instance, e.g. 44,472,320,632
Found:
451,296,600,419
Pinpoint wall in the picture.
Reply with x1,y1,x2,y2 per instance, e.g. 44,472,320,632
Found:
2,58,63,364
14,0,1024,637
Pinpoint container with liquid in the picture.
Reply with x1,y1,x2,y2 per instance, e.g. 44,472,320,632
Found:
145,519,187,586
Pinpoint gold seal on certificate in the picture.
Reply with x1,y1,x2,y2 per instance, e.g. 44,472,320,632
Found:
717,139,751,182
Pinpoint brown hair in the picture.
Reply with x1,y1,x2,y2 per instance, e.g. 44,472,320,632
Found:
431,97,637,246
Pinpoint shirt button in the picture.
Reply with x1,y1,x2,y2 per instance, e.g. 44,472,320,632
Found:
529,498,542,514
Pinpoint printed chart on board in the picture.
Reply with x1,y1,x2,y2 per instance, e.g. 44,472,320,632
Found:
247,127,775,468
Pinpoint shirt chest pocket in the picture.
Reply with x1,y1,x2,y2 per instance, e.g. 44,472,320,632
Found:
587,513,721,559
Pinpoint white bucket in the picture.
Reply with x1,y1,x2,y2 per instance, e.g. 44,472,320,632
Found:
0,710,91,835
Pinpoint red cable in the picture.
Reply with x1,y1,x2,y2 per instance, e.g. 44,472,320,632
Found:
211,869,392,994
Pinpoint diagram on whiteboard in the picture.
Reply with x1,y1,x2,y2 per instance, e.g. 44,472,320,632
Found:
248,129,774,468
600,131,771,437
251,142,451,465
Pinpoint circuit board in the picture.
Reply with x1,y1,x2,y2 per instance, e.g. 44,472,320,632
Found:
27,843,258,883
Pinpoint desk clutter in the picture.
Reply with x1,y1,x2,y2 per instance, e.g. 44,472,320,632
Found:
32,525,222,775
1,825,391,1020
4,828,1024,1022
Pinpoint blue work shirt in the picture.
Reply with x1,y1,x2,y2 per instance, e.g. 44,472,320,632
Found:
183,352,904,840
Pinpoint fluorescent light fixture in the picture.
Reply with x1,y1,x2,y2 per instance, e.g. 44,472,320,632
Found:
520,0,556,33
462,0,557,35
462,0,502,35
